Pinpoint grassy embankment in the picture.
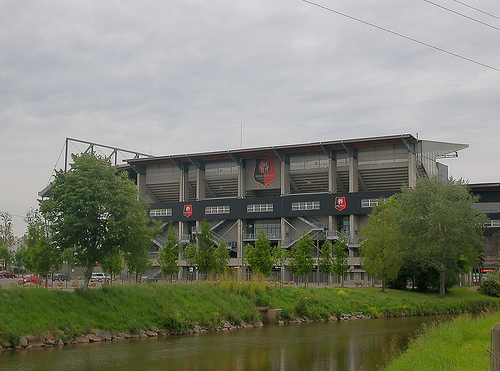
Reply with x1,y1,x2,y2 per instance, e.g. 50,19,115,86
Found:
383,310,500,371
0,281,499,349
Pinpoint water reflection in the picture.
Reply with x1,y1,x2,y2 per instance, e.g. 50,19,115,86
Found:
0,316,448,371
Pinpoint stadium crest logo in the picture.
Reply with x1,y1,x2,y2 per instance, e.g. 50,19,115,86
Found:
183,204,193,218
334,197,347,211
254,158,276,187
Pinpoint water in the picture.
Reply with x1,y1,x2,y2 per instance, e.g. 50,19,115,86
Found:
0,316,447,371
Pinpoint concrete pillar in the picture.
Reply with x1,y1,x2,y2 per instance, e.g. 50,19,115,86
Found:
281,161,290,196
238,161,245,198
237,219,243,281
408,153,418,188
328,157,338,194
179,166,188,202
136,173,147,199
349,154,358,193
196,168,205,200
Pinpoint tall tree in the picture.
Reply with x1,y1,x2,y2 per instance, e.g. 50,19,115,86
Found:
399,177,488,298
359,196,403,292
40,153,159,290
100,250,124,283
157,223,181,281
0,212,14,269
245,229,274,277
272,244,288,285
318,240,334,284
183,220,218,278
332,233,350,287
23,209,60,284
289,232,315,286
214,241,230,276
0,212,14,249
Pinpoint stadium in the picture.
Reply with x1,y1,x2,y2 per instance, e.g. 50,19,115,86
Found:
40,134,499,285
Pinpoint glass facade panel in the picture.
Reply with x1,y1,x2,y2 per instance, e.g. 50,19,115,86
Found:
291,201,320,211
247,204,274,213
205,205,230,214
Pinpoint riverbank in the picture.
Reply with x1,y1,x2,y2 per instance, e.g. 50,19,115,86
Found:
0,281,499,350
383,310,500,370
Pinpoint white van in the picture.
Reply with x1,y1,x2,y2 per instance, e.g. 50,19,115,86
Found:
91,272,111,282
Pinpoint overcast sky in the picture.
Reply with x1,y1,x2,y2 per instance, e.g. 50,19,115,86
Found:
1,1,499,236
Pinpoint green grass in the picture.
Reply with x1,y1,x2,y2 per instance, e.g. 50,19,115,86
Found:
0,282,499,346
383,311,500,371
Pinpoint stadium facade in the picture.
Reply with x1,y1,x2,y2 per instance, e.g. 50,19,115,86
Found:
469,183,500,282
125,134,470,285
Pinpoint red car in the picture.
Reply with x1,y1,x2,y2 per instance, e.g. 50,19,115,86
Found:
18,275,43,285
0,271,16,278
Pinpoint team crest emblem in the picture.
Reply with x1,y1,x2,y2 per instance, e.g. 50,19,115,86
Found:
254,157,276,187
335,197,347,211
183,204,193,218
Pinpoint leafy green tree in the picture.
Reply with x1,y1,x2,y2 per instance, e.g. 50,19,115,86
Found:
12,246,26,274
100,250,124,283
245,229,274,277
23,209,60,284
318,240,334,284
272,244,288,285
40,152,159,290
182,220,218,278
0,245,11,271
0,212,14,249
214,241,230,276
289,232,315,286
158,224,181,281
359,196,403,292
124,243,152,282
0,212,14,269
398,177,488,298
332,233,350,287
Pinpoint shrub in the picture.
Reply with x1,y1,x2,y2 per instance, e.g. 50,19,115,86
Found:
480,279,500,297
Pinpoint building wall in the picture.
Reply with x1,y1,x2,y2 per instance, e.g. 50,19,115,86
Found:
129,135,468,285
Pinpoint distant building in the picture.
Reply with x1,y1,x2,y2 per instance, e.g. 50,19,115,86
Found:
469,183,500,282
125,134,468,285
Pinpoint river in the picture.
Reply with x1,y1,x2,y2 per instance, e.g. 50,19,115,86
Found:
0,316,449,371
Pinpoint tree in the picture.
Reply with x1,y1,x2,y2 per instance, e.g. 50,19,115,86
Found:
157,223,181,281
245,229,274,277
0,212,14,269
40,152,159,290
318,240,334,284
183,220,218,278
0,212,14,248
288,232,315,286
398,177,488,298
100,250,124,283
214,241,230,276
332,233,350,287
23,209,60,284
359,196,403,292
272,244,288,285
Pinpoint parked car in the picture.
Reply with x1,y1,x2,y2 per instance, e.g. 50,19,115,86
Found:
0,271,16,278
18,274,43,285
91,272,111,282
53,273,71,281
